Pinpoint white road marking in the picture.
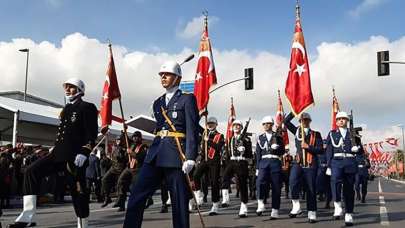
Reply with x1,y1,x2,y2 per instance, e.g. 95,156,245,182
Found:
378,178,390,226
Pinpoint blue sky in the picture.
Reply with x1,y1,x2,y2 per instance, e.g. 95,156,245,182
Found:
0,0,402,56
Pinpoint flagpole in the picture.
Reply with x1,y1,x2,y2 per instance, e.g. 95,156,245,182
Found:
118,98,130,150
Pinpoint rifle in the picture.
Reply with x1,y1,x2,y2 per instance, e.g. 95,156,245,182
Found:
349,110,363,148
240,118,251,139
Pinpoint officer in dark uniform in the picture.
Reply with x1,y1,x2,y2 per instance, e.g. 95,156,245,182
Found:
123,61,199,228
192,116,224,216
281,151,293,199
86,149,102,203
220,120,252,218
8,78,98,228
113,131,149,211
255,116,285,219
325,111,364,226
316,140,332,209
101,135,127,207
355,152,370,203
284,112,323,223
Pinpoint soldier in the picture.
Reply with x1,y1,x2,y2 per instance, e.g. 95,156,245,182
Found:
123,61,199,228
86,149,102,203
255,116,285,219
284,112,324,223
316,140,332,209
101,135,127,208
281,151,293,199
220,120,253,218
355,152,370,203
114,131,149,211
192,116,224,215
325,111,364,226
7,78,98,228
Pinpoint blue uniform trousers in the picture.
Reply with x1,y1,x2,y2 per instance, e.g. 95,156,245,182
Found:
123,163,191,228
289,163,317,211
256,158,281,209
330,158,357,213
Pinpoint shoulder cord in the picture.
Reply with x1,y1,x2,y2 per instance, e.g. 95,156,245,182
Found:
329,132,344,148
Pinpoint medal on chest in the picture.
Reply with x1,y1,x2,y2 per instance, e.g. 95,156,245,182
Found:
172,103,178,119
71,112,77,123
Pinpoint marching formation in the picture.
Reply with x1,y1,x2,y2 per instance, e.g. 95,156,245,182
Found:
2,2,375,228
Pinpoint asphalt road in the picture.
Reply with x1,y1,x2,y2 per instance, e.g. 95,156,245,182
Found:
1,177,404,228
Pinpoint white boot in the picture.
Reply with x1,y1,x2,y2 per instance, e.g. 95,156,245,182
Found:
238,202,248,218
270,208,279,219
77,217,88,228
209,202,219,216
166,192,171,205
194,190,203,206
256,199,265,216
333,201,343,219
345,213,354,226
289,199,302,217
188,200,193,211
221,189,230,207
308,211,317,223
15,195,37,224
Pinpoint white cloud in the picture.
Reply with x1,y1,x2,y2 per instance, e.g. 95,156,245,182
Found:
177,15,219,39
348,0,388,18
1,33,404,149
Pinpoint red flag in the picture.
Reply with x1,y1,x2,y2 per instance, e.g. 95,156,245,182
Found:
225,98,236,145
285,3,314,116
193,16,217,113
275,90,290,149
100,44,121,128
331,88,340,130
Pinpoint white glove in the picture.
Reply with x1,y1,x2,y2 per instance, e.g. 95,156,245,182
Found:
255,169,259,176
237,146,245,152
271,144,280,150
182,160,195,174
351,146,359,153
74,154,87,167
326,168,332,176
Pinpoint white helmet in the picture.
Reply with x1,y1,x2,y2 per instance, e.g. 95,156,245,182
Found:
63,78,85,94
336,111,349,120
261,116,274,125
232,119,243,127
159,61,182,77
207,117,218,125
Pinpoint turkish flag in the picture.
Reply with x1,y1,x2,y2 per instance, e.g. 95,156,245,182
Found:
331,89,340,130
193,19,217,113
285,8,314,116
100,44,121,129
225,98,236,146
275,90,290,149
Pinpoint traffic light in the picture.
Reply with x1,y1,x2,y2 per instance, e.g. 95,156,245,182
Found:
244,68,254,90
377,51,390,76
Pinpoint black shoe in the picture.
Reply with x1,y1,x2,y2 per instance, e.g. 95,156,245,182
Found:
309,219,317,224
203,196,208,203
117,206,125,212
269,216,278,220
345,221,354,226
209,211,218,216
333,215,341,220
7,222,36,228
361,198,366,203
289,211,302,218
356,193,361,201
256,211,263,216
101,197,112,208
221,203,229,208
160,205,168,213
145,198,154,209
238,213,247,218
325,202,331,209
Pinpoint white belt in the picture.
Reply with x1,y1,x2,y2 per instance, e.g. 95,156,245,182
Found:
262,154,280,160
230,156,246,161
358,165,364,168
334,153,355,158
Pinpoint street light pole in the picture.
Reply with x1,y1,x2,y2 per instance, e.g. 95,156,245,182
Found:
19,48,29,102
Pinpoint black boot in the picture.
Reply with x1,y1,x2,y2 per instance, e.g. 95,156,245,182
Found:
101,196,112,208
318,194,325,202
361,195,366,203
160,204,168,213
356,191,361,201
145,197,154,209
324,200,330,209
